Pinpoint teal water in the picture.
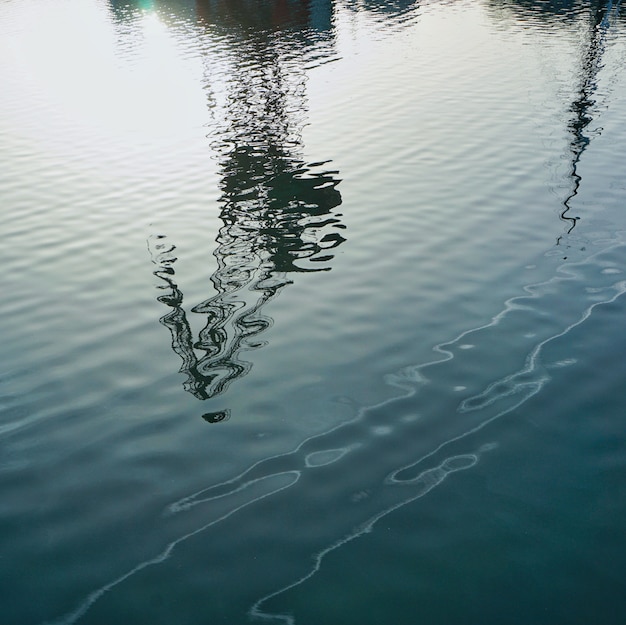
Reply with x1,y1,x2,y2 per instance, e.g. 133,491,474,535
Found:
1,0,626,623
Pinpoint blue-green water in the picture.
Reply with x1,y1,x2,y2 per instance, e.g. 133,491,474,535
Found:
1,0,626,623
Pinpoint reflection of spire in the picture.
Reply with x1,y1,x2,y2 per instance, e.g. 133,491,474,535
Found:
150,0,346,417
558,0,621,243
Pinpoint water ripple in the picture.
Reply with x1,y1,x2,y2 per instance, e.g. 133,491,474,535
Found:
43,235,626,625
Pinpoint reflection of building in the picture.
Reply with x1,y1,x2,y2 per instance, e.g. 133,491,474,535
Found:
196,0,334,34
147,0,346,420
150,157,343,418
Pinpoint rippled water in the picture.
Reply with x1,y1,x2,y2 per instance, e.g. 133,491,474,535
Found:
1,0,626,623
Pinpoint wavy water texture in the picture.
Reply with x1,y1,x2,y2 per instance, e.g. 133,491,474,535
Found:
3,1,626,623
44,236,626,625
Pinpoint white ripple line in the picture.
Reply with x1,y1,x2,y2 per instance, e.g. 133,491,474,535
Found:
250,268,626,623
169,237,626,515
386,275,626,483
249,452,482,625
41,240,626,624
42,471,300,625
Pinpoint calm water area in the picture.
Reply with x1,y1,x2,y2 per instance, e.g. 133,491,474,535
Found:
1,0,626,623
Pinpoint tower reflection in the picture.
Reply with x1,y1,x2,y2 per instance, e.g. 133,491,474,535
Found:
557,0,619,243
149,0,346,420
491,0,623,243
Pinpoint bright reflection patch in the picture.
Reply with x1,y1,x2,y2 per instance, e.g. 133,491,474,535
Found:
1,0,208,174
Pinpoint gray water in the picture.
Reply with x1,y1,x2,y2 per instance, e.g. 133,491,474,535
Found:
1,0,626,623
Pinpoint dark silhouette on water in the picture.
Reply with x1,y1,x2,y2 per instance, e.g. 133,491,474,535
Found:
557,0,621,243
489,0,622,244
149,153,343,414
147,0,346,420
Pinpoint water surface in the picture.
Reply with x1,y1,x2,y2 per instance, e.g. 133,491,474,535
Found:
1,0,626,623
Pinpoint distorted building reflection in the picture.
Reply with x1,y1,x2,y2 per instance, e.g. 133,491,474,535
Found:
147,0,346,420
196,0,334,32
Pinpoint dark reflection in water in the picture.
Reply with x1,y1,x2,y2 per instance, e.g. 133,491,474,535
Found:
495,0,624,24
491,0,623,244
557,0,620,243
196,0,335,35
146,0,346,419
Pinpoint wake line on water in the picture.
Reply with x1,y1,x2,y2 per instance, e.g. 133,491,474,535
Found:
251,242,626,623
169,236,626,511
43,237,626,625
249,448,488,625
42,471,301,625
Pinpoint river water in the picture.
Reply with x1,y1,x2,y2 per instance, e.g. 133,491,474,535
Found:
1,0,625,623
